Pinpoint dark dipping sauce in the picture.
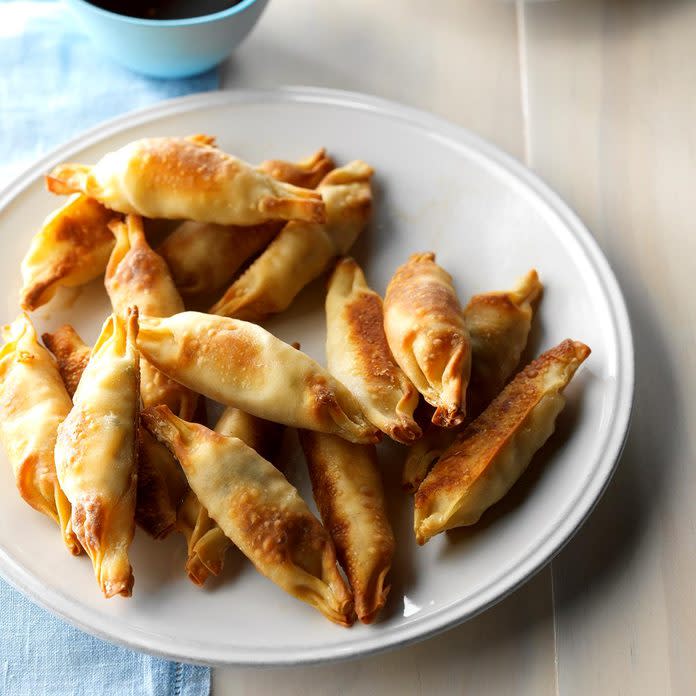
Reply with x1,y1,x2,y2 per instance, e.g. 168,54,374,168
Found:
87,0,242,20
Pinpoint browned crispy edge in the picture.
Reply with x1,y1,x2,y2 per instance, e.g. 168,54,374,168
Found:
415,339,590,530
42,325,91,398
300,431,393,624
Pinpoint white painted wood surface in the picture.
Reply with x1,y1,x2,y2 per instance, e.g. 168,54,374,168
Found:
523,1,696,694
215,0,695,692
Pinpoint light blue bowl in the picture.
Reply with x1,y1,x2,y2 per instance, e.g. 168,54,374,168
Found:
64,0,270,78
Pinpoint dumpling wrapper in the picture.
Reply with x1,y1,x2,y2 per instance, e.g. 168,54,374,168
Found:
384,252,471,428
128,413,229,584
39,319,224,583
209,161,373,321
183,405,286,584
135,429,185,541
52,368,249,586
20,194,117,311
300,431,394,624
466,269,543,414
213,406,284,457
41,323,183,544
257,148,335,189
160,221,281,300
158,149,334,297
106,214,184,317
106,214,197,419
326,257,421,444
45,135,325,226
142,405,354,627
137,428,229,585
42,324,91,399
135,429,234,588
402,270,543,492
402,426,449,495
136,312,379,444
106,223,214,575
55,311,140,597
414,339,590,544
0,315,80,554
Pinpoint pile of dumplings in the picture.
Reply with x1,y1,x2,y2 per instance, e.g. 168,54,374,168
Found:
0,135,590,627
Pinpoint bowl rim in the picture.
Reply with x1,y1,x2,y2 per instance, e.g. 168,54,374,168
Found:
66,0,265,27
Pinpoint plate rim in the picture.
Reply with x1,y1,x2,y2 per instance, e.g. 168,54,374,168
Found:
0,86,635,666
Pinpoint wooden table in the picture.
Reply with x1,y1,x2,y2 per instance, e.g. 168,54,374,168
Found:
216,1,696,693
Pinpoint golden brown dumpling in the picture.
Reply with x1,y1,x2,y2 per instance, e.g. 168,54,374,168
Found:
43,330,188,563
402,270,543,492
414,339,590,544
20,194,117,311
0,315,80,554
158,149,334,297
55,311,140,596
182,406,286,583
136,429,229,585
142,405,354,626
106,214,197,419
402,425,451,495
136,312,378,444
39,318,223,583
175,492,228,584
46,135,325,226
214,406,285,462
466,269,543,415
257,148,335,188
42,324,91,399
159,221,282,299
384,252,471,428
300,431,394,624
135,429,184,541
325,257,420,444
209,161,373,321
106,214,185,317
40,322,185,545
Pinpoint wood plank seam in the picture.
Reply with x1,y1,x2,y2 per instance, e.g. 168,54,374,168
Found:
516,3,560,695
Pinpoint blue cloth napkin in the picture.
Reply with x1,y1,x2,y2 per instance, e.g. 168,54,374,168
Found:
0,0,219,186
0,2,215,693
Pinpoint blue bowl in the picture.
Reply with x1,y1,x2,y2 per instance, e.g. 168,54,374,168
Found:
64,0,270,78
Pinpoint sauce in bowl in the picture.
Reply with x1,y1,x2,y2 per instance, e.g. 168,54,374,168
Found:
87,0,242,20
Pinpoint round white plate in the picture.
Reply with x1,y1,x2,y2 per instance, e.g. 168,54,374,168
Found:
0,88,633,666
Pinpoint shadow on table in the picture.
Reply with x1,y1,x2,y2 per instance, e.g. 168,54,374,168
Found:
548,257,682,614
526,0,692,35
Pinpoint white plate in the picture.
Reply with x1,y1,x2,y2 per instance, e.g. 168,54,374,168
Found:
0,88,633,666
